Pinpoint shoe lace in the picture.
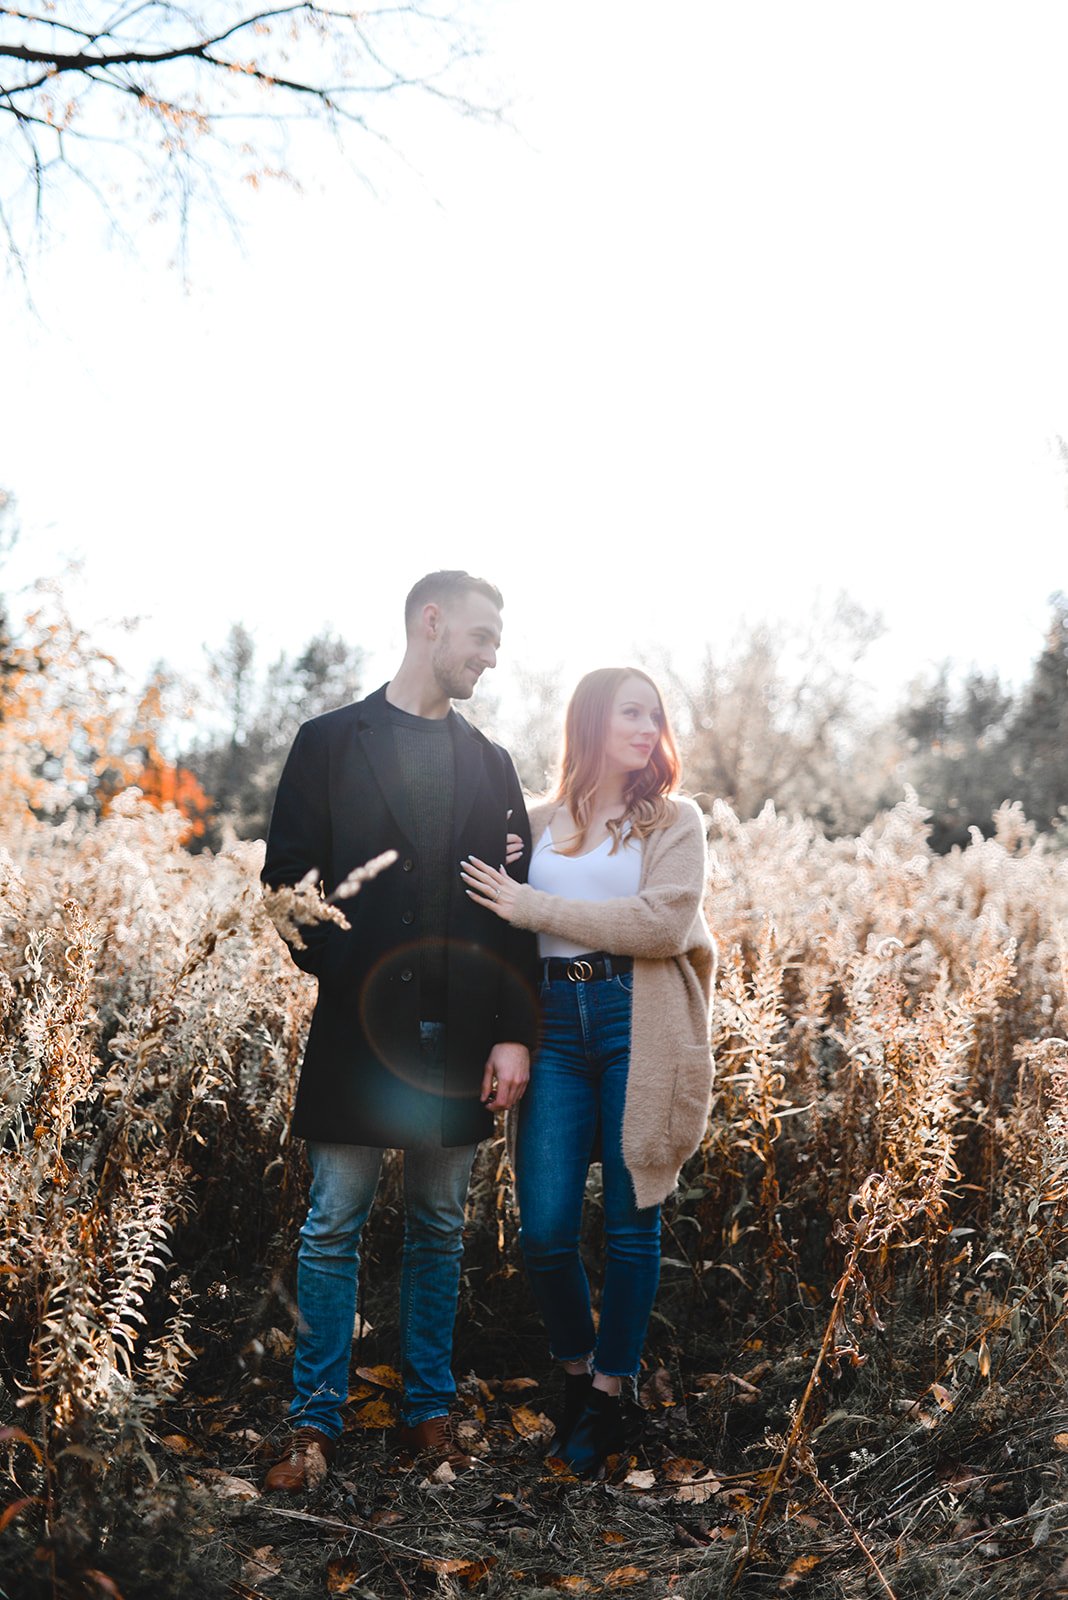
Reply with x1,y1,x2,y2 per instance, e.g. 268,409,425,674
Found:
291,1425,331,1456
430,1414,469,1459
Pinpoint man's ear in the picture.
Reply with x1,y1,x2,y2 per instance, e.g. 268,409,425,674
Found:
423,601,442,640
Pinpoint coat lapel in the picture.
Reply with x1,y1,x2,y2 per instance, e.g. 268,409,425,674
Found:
450,713,484,845
355,686,415,847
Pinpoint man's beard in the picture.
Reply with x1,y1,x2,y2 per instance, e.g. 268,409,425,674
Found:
432,635,476,700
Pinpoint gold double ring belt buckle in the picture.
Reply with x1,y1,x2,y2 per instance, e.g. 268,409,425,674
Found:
566,958,595,982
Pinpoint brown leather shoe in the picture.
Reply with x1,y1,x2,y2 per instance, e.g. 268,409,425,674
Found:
263,1426,337,1492
397,1414,476,1472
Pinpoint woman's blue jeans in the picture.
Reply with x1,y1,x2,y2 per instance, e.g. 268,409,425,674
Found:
515,971,661,1378
288,1022,476,1438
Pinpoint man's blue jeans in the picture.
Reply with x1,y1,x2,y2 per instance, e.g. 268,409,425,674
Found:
288,1023,477,1438
515,971,661,1378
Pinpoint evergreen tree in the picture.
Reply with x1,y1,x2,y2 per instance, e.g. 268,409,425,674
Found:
1007,593,1068,831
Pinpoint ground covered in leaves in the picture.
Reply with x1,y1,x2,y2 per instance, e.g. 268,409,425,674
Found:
5,1186,1068,1600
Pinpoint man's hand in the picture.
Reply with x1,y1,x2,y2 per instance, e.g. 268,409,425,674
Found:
480,1042,530,1111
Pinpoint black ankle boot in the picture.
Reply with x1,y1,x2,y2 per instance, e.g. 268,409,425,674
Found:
548,1370,594,1456
557,1387,625,1479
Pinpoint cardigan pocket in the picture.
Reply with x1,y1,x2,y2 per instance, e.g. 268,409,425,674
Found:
667,1044,714,1165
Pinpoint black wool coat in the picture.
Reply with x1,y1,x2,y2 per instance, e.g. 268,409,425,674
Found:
262,685,539,1148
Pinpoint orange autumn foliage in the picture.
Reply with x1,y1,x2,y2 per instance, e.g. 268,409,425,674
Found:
120,757,213,843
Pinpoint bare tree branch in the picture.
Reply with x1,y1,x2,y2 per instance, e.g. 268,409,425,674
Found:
0,0,496,268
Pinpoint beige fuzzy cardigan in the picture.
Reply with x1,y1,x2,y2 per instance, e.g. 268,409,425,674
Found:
510,796,717,1209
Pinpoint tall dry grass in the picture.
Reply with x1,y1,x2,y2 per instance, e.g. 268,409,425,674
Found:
1,779,1067,1592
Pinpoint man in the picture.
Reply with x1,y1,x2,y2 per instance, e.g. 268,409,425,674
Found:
260,570,538,1491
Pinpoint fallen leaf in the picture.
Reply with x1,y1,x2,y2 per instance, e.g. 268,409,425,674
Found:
159,1434,200,1456
639,1367,676,1408
600,1530,627,1544
1053,1433,1068,1452
457,1558,497,1588
346,1382,374,1404
546,1579,595,1594
369,1508,404,1527
623,1469,657,1490
200,1469,261,1502
673,1476,721,1505
930,1382,955,1413
604,1566,649,1588
242,1546,282,1584
429,1460,457,1484
326,1556,362,1593
354,1364,402,1390
351,1398,396,1429
501,1377,540,1393
420,1557,497,1588
263,1327,294,1359
511,1405,554,1439
741,1361,773,1386
779,1554,821,1590
663,1457,707,1482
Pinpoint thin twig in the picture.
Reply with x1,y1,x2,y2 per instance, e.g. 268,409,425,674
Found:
808,1474,899,1600
258,1502,445,1563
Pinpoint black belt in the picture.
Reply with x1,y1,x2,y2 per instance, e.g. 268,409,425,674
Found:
541,951,633,983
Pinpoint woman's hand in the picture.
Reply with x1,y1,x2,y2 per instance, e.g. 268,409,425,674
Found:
504,809,524,869
462,855,519,921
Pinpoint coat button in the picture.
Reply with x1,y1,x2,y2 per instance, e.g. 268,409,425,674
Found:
402,857,414,872
401,910,414,925
400,968,413,982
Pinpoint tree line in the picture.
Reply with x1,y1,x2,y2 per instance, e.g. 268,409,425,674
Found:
2,501,1064,853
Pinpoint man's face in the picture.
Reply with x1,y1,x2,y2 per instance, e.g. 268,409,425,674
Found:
430,591,503,700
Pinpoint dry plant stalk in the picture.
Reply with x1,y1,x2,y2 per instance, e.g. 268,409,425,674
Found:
261,848,398,950
0,679,1066,1596
0,790,396,1505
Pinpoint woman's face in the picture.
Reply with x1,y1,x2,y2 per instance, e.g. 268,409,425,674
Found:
603,675,663,775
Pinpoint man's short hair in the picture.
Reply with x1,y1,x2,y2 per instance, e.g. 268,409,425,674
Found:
404,570,504,633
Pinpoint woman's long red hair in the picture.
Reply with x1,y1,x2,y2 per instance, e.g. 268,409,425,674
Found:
551,667,681,855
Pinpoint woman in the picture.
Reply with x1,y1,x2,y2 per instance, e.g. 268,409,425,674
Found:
461,667,716,1478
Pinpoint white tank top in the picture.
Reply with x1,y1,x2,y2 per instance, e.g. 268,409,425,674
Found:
528,814,643,959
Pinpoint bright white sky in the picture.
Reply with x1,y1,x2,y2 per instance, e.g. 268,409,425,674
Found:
2,0,1067,737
